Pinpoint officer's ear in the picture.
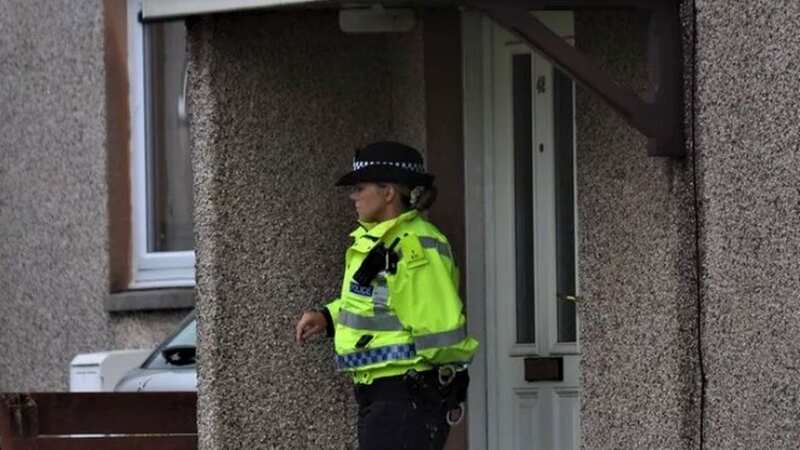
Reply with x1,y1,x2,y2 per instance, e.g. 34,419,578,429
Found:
380,183,398,205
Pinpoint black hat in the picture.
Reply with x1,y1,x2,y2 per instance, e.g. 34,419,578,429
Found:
335,141,434,187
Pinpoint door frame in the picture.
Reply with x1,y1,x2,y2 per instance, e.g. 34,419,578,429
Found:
463,11,492,450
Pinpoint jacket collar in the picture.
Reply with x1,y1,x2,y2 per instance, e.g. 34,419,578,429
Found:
350,209,418,239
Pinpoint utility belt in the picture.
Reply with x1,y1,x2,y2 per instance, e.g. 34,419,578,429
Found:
354,365,470,426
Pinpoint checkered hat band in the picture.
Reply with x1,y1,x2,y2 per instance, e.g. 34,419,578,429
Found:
352,160,425,173
335,344,417,370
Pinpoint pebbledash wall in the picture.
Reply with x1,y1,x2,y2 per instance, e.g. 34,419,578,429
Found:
576,1,800,449
186,10,427,449
0,0,190,391
694,0,800,448
574,5,701,450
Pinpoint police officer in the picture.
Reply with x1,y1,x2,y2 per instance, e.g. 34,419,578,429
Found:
295,141,479,450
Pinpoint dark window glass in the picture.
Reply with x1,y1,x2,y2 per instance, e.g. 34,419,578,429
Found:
553,67,577,343
144,21,193,252
513,54,535,344
144,317,197,370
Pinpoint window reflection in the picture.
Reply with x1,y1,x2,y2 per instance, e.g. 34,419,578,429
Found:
143,21,193,252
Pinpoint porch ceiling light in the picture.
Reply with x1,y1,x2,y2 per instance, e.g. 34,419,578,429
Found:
339,5,416,33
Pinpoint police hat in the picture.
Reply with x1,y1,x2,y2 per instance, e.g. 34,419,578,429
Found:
335,141,434,187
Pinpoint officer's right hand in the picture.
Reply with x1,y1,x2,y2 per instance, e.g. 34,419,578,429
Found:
295,311,327,345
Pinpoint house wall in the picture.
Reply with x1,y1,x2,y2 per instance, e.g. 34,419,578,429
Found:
578,1,800,449
575,8,701,450
695,1,800,448
186,11,426,449
0,0,191,391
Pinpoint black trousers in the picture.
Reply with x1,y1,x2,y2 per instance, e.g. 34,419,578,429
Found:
354,372,450,450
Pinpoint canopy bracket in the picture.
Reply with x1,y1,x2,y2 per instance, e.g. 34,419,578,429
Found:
467,0,685,157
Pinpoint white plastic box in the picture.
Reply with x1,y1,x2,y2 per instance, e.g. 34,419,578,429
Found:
69,350,151,392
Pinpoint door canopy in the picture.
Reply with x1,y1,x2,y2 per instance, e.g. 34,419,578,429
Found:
141,0,685,158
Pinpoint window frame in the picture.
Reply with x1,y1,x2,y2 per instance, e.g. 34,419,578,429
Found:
127,0,195,289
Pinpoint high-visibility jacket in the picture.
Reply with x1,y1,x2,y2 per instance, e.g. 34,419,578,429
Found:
325,209,479,384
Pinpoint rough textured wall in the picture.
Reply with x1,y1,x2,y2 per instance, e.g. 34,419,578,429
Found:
387,32,427,152
0,0,111,390
575,10,701,449
188,11,425,449
695,1,800,448
0,0,192,390
110,310,193,349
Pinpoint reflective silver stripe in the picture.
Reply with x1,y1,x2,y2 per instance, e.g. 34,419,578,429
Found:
338,310,404,331
372,278,389,310
414,326,467,350
373,304,391,313
418,236,452,260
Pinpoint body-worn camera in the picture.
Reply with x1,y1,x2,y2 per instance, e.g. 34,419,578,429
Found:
352,238,400,286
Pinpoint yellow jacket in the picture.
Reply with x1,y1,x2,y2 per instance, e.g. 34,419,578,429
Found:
325,210,479,384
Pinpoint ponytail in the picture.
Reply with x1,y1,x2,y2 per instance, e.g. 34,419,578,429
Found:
412,185,437,211
396,184,437,211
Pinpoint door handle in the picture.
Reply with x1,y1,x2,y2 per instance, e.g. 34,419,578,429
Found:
558,294,585,303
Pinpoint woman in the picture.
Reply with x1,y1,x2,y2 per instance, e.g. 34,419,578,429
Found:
295,141,479,450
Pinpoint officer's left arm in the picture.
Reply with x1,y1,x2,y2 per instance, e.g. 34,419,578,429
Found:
392,235,477,365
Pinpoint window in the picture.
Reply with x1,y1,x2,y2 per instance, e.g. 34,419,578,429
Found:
512,53,535,344
128,0,194,288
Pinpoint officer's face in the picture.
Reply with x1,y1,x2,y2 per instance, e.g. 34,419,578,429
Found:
350,183,390,222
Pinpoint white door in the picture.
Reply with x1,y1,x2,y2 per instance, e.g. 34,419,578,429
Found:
485,15,581,450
